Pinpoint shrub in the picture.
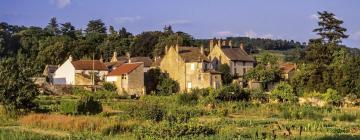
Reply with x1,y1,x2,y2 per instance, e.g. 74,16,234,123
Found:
125,102,165,122
59,96,102,115
249,89,269,103
332,113,358,122
323,88,341,106
77,96,102,115
270,82,297,103
166,106,204,124
101,123,133,135
176,91,199,105
279,104,323,120
59,100,78,115
102,82,117,92
216,84,249,101
155,75,179,96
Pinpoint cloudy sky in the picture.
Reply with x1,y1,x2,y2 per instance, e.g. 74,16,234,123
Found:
1,0,360,48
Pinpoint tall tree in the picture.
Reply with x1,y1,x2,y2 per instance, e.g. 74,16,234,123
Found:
85,19,106,34
46,17,60,35
60,22,76,38
0,58,39,115
313,11,349,45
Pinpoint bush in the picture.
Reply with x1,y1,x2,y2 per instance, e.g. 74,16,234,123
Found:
270,82,297,103
77,96,102,115
279,104,323,120
102,82,117,92
155,75,179,96
59,96,102,115
60,100,79,115
216,84,249,101
332,113,358,122
125,102,165,122
323,88,341,106
249,89,269,103
176,92,199,105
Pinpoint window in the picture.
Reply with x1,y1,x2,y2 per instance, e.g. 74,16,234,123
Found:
198,74,201,80
243,68,247,75
121,74,127,79
243,62,245,66
187,82,192,89
191,63,195,70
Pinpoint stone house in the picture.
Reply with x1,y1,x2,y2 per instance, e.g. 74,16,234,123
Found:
160,45,222,91
106,62,144,95
208,39,255,78
53,56,108,85
280,63,296,80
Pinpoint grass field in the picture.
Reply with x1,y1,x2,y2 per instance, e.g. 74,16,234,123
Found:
1,93,360,140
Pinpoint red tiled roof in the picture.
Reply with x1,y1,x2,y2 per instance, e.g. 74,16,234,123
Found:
107,63,142,76
71,60,108,71
280,63,296,73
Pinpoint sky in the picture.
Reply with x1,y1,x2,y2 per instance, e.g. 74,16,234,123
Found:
1,0,360,48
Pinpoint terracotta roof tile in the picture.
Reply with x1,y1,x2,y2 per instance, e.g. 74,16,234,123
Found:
71,60,108,71
107,63,142,76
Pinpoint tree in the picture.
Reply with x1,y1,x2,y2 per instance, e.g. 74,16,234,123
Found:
108,25,117,35
85,19,106,34
61,22,76,38
46,17,60,35
313,11,349,44
270,82,297,103
155,73,179,96
118,27,132,38
0,58,39,114
218,64,232,85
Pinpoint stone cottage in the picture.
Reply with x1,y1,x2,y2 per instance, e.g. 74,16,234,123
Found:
208,39,255,78
106,62,144,95
160,45,222,91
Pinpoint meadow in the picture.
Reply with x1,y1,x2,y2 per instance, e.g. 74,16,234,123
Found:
0,88,360,140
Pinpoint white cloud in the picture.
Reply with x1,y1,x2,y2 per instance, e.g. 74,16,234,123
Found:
214,31,239,37
51,0,71,8
114,16,142,23
163,19,191,25
309,14,319,20
350,31,360,40
244,30,274,39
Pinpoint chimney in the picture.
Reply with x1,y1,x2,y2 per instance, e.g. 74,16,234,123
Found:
68,55,73,62
229,40,233,48
99,55,103,63
218,39,222,47
111,52,118,62
240,43,244,50
175,44,179,53
126,52,131,63
200,45,204,55
209,39,214,52
165,45,168,54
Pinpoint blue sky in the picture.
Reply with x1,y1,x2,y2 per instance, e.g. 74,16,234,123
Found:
1,0,360,48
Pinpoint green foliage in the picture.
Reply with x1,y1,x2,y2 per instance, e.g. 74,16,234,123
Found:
331,113,358,122
0,58,39,114
60,100,78,115
216,84,249,101
249,89,269,103
155,74,179,96
218,64,233,85
313,11,349,44
270,82,297,103
60,96,102,115
176,91,199,105
125,102,165,122
323,88,341,106
102,82,117,92
279,104,324,120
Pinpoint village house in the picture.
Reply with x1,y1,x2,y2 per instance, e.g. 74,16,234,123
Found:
106,62,144,95
160,45,222,91
107,52,153,72
53,56,108,85
208,39,255,78
280,63,296,80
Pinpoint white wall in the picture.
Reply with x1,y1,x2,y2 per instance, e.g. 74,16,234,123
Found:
53,58,75,85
